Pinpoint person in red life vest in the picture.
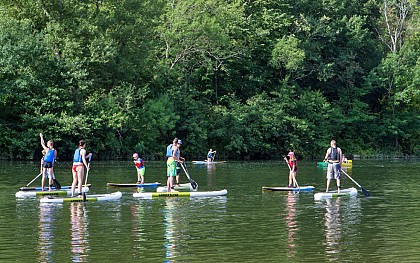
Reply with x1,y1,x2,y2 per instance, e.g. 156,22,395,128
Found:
285,151,298,188
133,153,145,184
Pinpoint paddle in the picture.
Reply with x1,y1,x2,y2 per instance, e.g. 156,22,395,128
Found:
26,172,42,187
180,162,198,190
341,169,370,197
51,172,61,190
84,153,93,186
283,157,299,188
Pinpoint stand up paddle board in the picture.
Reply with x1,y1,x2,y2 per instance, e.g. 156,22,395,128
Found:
106,182,161,187
262,186,315,191
40,191,122,203
133,189,227,199
19,184,91,191
314,187,358,200
156,183,195,192
192,161,226,164
16,186,90,198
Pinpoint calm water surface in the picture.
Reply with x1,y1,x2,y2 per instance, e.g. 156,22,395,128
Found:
1,160,419,262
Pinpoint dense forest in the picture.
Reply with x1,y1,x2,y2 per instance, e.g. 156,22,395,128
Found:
0,0,418,161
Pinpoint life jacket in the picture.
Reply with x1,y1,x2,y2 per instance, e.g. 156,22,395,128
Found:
73,148,82,163
166,144,173,157
328,147,340,161
44,149,55,163
135,159,145,169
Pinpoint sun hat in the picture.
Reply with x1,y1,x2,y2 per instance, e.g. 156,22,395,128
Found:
287,152,294,156
132,153,139,158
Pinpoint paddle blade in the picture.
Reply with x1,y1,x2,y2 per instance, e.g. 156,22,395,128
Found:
190,180,198,190
53,178,61,190
361,187,370,197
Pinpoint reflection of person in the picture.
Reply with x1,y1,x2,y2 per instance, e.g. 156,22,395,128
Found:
133,153,145,184
285,152,298,188
323,140,343,192
207,149,216,162
70,202,89,262
285,192,298,257
40,133,57,191
71,140,91,197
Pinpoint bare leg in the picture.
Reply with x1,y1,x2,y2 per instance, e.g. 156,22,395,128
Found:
337,178,341,193
78,170,84,195
326,179,331,192
41,169,46,191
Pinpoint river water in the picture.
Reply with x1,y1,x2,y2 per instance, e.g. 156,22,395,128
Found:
1,160,419,262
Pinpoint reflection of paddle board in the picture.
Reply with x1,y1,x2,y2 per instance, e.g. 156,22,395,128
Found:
16,187,90,198
262,186,315,191
19,184,91,191
192,161,226,164
133,189,227,199
106,182,161,187
314,187,358,200
156,183,195,192
40,192,122,203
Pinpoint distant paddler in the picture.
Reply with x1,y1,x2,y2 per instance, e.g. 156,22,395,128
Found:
132,153,145,184
284,151,298,188
207,149,217,162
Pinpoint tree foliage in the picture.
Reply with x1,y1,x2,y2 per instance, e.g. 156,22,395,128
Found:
0,0,418,160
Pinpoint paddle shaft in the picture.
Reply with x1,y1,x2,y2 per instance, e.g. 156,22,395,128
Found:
26,172,42,187
180,162,198,189
84,154,92,185
341,169,370,196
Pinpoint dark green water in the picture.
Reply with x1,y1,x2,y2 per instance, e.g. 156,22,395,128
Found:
1,160,420,262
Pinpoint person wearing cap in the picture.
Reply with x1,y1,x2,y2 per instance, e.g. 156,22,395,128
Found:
175,139,185,186
133,153,145,184
323,140,343,192
285,151,298,188
166,138,181,192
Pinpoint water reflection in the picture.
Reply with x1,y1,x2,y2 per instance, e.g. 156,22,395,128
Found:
38,203,57,262
322,197,361,261
69,203,90,262
163,199,183,262
284,192,299,258
131,202,146,258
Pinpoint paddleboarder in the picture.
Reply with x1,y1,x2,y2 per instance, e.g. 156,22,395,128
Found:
285,151,298,188
133,153,145,184
323,140,343,193
166,138,179,192
175,139,185,186
207,149,217,162
71,140,91,197
40,133,57,191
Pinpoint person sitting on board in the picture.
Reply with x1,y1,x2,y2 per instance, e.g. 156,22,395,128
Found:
40,133,57,191
342,154,348,163
323,140,343,193
285,151,298,188
133,153,145,184
207,149,216,162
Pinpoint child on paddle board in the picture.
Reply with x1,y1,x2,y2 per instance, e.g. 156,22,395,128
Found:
40,133,57,191
285,152,298,188
175,139,185,186
133,153,145,184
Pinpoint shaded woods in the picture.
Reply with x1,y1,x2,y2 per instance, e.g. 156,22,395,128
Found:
0,0,418,160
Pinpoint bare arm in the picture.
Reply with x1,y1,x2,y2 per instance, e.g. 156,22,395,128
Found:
39,133,47,150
